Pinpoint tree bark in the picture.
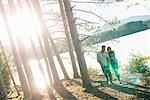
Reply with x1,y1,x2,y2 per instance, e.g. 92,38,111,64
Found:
58,0,80,78
37,33,53,84
31,0,61,84
30,38,55,99
48,36,70,80
7,0,42,99
25,0,54,84
16,38,42,100
62,0,91,88
0,0,30,98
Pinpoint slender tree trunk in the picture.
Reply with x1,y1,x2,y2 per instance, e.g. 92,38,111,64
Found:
7,0,42,99
0,0,30,98
16,38,42,100
48,36,70,80
30,38,55,99
62,0,91,88
0,41,19,96
37,33,53,84
58,0,80,78
32,0,70,80
31,0,61,84
25,0,53,84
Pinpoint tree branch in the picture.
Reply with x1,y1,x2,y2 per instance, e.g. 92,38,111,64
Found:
73,9,115,30
76,17,100,24
80,36,90,42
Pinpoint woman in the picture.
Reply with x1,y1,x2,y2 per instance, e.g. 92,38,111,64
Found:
107,47,121,83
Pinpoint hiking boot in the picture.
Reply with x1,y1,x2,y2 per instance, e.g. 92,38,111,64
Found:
110,81,113,84
107,80,109,84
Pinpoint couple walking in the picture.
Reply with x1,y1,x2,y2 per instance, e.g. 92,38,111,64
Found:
97,45,121,84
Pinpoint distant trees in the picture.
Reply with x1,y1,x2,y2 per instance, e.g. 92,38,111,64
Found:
86,21,149,45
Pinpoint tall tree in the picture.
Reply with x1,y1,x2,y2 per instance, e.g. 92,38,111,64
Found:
48,36,70,80
58,0,80,78
31,0,61,84
37,33,53,84
0,0,30,98
7,0,42,99
16,38,42,100
62,0,91,88
29,38,55,99
30,0,70,80
25,0,53,84
38,0,70,80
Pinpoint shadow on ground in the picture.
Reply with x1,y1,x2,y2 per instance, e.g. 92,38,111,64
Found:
86,86,118,100
95,80,150,99
53,83,77,100
125,81,150,89
72,79,118,100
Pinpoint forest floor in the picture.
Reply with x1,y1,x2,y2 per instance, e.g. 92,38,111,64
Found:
11,73,150,100
42,73,150,100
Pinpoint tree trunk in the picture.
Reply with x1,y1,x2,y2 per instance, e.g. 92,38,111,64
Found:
25,0,53,84
49,36,70,80
16,38,42,100
37,33,53,84
31,0,70,80
62,0,91,88
0,0,30,97
30,38,55,99
58,0,80,78
31,0,61,85
6,0,42,99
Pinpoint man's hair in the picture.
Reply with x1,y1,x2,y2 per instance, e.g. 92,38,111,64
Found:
102,45,106,48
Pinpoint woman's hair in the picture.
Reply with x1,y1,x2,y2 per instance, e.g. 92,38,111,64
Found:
107,46,111,50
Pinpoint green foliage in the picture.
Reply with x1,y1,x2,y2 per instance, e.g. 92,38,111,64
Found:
0,51,12,93
81,88,87,92
86,21,149,45
88,68,99,76
129,54,150,76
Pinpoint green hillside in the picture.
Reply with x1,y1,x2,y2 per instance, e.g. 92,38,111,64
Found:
85,21,149,45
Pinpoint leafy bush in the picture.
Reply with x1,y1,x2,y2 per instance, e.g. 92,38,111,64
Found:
129,54,150,76
0,51,12,93
88,67,99,76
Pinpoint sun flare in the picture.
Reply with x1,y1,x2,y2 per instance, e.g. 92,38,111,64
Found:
9,10,40,48
29,60,47,89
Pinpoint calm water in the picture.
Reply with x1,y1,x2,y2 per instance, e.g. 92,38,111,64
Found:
13,29,150,88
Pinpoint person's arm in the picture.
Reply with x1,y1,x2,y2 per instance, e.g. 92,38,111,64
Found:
106,53,110,64
112,51,115,58
97,53,102,64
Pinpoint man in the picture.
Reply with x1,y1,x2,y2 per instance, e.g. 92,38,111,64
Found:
107,47,121,84
97,45,112,84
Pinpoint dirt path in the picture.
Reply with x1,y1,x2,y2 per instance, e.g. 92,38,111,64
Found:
47,74,150,100
11,74,150,100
